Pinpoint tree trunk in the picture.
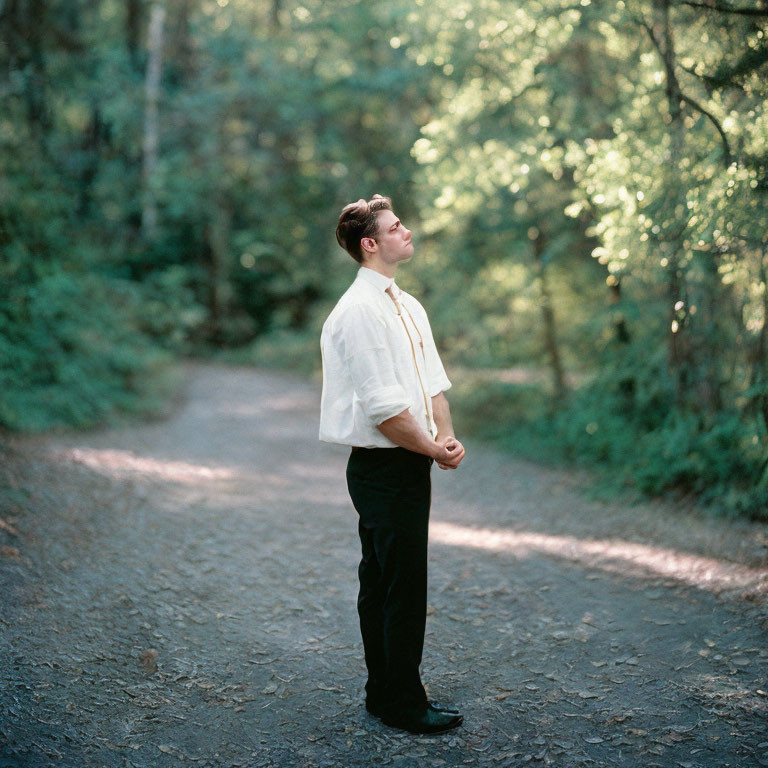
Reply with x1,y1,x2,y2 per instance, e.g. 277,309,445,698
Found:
656,0,692,408
141,2,165,242
533,236,567,401
126,0,143,70
206,196,231,344
76,104,104,218
2,0,52,140
169,0,196,82
693,251,725,417
750,247,768,431
270,0,281,32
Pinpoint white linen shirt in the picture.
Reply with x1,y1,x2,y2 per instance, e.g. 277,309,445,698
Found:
319,266,452,448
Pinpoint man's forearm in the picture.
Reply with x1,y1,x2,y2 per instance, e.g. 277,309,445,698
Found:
376,409,439,458
431,391,455,439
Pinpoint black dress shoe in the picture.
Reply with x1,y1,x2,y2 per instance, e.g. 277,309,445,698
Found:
380,705,463,734
366,698,461,718
365,698,387,718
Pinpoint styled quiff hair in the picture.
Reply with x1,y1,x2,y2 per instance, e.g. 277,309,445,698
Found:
335,195,393,263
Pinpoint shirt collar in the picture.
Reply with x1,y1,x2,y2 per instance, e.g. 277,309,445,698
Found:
357,266,398,294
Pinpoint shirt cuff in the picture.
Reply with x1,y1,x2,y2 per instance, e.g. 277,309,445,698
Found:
362,384,413,426
429,376,452,398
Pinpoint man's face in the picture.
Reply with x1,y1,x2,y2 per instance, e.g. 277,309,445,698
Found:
370,209,414,265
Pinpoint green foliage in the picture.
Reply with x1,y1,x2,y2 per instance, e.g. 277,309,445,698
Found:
0,266,178,431
403,0,768,517
2,0,767,517
451,368,768,521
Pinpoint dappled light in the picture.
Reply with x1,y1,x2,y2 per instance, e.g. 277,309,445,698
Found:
430,521,767,596
3,0,766,516
3,0,768,760
61,448,235,483
52,444,352,509
4,366,767,766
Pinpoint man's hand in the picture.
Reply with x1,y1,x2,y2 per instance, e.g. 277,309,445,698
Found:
376,410,464,468
434,435,465,470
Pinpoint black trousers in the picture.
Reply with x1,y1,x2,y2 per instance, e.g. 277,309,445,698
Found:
346,446,433,710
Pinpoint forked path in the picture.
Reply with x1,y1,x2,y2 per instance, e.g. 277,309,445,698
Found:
1,364,767,768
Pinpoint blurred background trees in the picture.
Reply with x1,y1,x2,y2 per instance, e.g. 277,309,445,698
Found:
1,0,766,517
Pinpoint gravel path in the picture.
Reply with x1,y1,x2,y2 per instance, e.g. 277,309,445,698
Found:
1,363,767,768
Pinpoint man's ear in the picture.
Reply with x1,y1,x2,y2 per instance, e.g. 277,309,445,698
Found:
361,237,376,254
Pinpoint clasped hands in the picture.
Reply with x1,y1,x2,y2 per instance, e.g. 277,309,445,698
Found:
433,434,466,470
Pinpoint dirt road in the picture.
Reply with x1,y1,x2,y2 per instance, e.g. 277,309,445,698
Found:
1,363,767,767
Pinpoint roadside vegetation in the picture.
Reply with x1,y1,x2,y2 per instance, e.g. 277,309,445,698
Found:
2,0,766,518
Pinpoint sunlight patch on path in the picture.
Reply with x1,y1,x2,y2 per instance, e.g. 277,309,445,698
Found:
56,447,352,509
430,521,768,595
61,448,235,483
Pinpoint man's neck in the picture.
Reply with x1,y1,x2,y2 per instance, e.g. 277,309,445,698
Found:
361,259,398,279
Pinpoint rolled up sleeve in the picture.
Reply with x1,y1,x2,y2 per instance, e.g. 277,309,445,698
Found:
338,304,413,425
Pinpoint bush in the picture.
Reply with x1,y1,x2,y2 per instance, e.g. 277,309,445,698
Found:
0,267,180,431
449,369,768,522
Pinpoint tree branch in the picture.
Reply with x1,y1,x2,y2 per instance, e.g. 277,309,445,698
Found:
634,13,733,168
679,93,733,167
679,0,768,17
634,14,665,59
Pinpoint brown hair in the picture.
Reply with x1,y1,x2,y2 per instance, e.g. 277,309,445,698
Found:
335,195,393,263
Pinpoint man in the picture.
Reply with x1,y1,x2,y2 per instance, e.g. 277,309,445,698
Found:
319,194,466,734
